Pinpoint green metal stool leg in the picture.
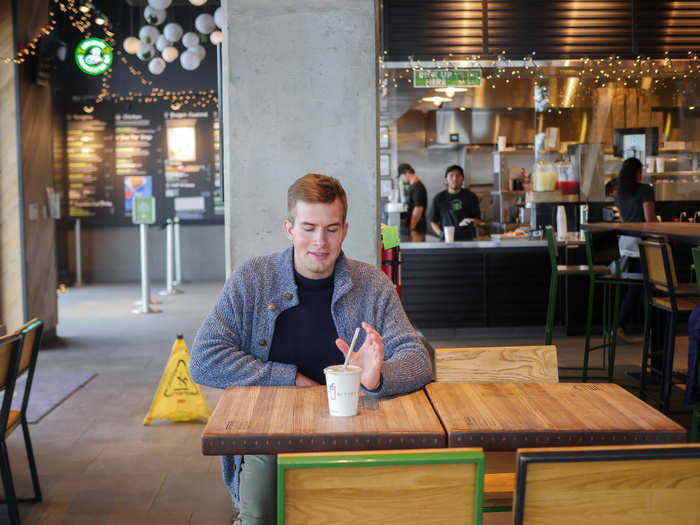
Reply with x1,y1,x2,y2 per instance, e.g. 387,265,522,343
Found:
692,404,699,443
607,282,622,383
582,274,596,382
545,271,558,345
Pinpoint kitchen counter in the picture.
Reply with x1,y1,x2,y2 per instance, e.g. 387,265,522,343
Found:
401,232,585,250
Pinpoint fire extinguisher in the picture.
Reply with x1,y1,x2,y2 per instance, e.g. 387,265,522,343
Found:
380,243,401,299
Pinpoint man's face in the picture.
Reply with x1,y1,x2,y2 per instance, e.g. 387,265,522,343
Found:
446,170,464,192
283,199,349,279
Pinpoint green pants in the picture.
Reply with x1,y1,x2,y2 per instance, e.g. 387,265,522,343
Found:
237,454,277,525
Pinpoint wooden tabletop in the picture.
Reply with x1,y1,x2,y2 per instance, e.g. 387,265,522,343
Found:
201,386,446,455
425,382,687,450
583,222,700,243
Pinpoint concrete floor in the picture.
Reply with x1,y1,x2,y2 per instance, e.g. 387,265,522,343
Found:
2,282,692,524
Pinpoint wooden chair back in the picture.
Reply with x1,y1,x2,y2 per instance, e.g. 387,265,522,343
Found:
278,448,484,525
513,444,700,525
434,345,559,383
13,318,43,418
16,318,42,377
640,239,678,294
0,333,22,438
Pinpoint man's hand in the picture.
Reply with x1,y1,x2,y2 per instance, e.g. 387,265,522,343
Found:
295,372,319,387
335,322,383,390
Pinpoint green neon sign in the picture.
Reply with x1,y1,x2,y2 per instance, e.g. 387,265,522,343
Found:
413,69,482,88
75,38,113,76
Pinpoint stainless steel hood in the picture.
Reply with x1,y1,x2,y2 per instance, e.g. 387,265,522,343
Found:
426,108,535,147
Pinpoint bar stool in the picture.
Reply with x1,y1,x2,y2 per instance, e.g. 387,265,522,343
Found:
639,240,700,413
544,226,608,347
689,247,700,442
580,229,644,382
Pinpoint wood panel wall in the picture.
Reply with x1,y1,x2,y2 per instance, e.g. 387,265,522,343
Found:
16,0,57,338
0,0,25,335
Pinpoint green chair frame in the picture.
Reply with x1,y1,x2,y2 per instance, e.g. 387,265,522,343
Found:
277,449,485,525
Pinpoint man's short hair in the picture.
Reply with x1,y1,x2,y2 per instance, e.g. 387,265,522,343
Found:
398,163,414,176
445,165,464,178
287,173,348,223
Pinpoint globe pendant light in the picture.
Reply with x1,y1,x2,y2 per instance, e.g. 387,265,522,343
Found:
194,13,215,34
123,36,141,55
148,57,166,75
182,32,199,49
180,49,201,71
163,22,183,43
162,46,179,63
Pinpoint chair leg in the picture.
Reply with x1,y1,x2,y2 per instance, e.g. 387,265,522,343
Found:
0,441,20,525
21,419,41,502
692,404,700,443
545,271,558,345
661,311,677,414
640,304,653,401
582,276,596,382
607,282,622,383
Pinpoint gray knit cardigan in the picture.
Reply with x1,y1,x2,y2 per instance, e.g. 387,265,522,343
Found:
190,246,432,504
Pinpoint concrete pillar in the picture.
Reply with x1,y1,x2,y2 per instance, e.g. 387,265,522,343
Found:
221,0,379,275
0,0,26,332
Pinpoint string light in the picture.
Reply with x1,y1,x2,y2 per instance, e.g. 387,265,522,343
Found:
378,52,700,99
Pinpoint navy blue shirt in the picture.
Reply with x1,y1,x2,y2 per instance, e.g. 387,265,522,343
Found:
268,269,343,384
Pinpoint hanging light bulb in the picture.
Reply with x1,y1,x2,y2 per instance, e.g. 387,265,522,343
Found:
209,30,222,45
123,36,141,55
162,46,179,63
144,6,166,26
147,0,172,9
182,32,199,49
155,35,171,52
195,13,216,34
163,22,183,43
180,49,200,70
139,25,160,45
148,57,166,75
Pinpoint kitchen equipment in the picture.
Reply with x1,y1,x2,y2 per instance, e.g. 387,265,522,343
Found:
534,162,557,192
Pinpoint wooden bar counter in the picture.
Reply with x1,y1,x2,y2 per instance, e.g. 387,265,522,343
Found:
201,386,445,455
425,382,687,450
582,221,700,243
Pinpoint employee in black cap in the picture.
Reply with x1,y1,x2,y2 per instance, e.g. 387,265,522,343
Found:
429,165,482,241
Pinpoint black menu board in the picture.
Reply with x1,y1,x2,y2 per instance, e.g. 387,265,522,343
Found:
162,110,216,221
66,106,116,220
63,103,223,226
115,105,164,221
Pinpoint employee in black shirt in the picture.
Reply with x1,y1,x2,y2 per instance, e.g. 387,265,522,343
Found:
399,163,428,242
614,157,658,343
429,165,482,241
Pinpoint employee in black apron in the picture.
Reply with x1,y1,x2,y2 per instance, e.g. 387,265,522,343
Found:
428,165,482,241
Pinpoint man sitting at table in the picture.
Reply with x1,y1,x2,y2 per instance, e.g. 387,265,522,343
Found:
190,173,432,525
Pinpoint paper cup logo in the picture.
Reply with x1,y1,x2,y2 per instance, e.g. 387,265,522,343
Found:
75,38,113,76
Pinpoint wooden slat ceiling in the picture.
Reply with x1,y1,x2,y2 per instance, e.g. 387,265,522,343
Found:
382,0,700,61
636,0,700,55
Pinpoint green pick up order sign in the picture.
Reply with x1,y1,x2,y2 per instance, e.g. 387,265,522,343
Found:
413,69,482,88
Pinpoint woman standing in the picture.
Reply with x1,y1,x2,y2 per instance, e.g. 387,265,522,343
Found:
615,157,658,343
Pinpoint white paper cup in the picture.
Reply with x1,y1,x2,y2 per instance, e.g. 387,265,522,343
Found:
444,226,455,243
656,157,665,173
323,365,362,417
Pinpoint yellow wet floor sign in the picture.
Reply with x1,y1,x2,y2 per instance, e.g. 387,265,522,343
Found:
144,334,211,424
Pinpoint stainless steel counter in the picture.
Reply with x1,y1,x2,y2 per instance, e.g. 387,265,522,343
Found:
401,232,585,250
402,240,548,249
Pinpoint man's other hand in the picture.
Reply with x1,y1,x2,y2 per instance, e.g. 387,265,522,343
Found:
295,372,319,387
335,321,383,390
